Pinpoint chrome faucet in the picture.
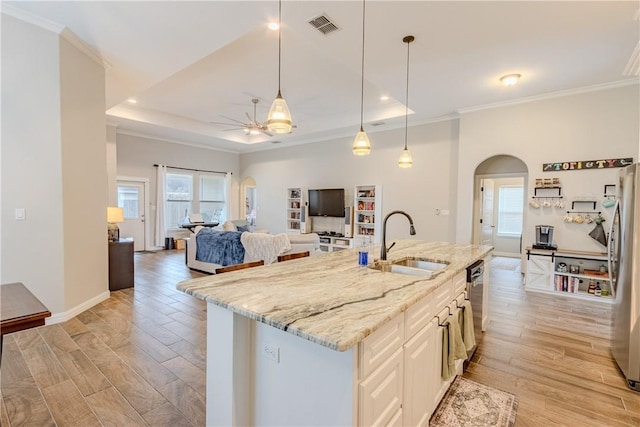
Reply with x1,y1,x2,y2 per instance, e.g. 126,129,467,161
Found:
380,210,416,261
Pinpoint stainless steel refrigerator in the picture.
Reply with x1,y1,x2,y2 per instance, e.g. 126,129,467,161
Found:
610,162,640,391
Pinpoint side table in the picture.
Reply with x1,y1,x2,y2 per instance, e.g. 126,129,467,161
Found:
109,238,134,291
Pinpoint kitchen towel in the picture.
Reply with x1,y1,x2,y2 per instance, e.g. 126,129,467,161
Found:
441,312,468,381
458,299,476,353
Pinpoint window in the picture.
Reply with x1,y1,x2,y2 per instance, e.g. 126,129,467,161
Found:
166,173,193,229
200,175,226,223
497,185,523,236
164,171,227,230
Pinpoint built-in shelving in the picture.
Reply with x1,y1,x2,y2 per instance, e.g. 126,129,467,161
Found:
286,188,303,233
354,185,382,244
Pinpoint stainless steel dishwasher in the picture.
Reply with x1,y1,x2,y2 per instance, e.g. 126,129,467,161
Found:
466,259,484,361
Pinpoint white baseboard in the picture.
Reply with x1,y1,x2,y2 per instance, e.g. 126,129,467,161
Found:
45,290,111,325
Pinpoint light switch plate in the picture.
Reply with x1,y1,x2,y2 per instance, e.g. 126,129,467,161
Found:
15,208,25,220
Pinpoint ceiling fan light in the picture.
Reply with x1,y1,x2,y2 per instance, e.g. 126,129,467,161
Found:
267,93,292,134
352,128,371,156
398,148,413,168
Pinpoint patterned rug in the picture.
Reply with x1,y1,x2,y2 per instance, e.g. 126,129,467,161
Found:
430,377,518,427
490,257,521,272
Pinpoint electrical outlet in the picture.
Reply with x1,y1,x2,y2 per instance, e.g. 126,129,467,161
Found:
263,344,280,363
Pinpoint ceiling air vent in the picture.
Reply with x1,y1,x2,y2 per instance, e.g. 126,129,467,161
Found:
307,14,340,35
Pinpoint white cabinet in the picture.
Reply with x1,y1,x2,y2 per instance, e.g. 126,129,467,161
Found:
526,247,614,303
403,321,436,426
286,188,303,233
319,236,354,252
358,270,470,427
359,348,404,427
354,185,382,244
525,252,554,291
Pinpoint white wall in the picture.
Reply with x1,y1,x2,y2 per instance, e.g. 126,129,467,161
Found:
116,133,241,243
240,119,460,243
59,36,108,311
456,84,640,253
1,14,108,316
106,125,118,206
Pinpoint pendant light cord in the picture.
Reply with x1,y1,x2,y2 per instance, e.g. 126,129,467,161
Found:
359,0,366,130
277,0,282,94
404,37,411,151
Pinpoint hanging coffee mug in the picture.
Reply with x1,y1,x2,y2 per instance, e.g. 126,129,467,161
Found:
603,199,615,208
529,199,540,209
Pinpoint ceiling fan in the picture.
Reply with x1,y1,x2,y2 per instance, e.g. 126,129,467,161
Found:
210,98,273,137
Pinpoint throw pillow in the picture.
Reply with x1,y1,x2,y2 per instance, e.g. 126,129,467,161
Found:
222,221,237,231
237,225,250,232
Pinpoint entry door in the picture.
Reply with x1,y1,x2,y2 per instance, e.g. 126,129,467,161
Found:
480,179,495,246
117,181,145,251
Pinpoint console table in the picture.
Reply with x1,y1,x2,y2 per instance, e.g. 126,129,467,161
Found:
1,282,51,339
109,238,134,291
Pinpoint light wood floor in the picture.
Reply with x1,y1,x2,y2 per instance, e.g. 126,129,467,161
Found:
1,252,639,426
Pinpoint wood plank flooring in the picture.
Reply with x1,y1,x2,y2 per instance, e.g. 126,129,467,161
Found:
1,251,639,426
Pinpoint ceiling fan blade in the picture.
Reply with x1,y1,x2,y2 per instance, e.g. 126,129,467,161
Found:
219,115,248,126
260,130,274,137
210,121,243,126
222,128,247,132
246,112,253,122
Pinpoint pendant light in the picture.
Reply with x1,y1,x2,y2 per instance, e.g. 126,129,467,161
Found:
267,0,293,134
398,35,414,169
352,0,371,156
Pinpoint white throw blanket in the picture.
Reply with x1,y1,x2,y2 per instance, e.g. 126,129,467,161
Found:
241,232,292,265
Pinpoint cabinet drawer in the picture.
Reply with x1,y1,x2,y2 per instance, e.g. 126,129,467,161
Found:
433,280,453,314
404,295,434,341
358,348,403,427
452,271,466,296
359,314,404,380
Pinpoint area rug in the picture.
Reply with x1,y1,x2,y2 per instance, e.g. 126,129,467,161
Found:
490,257,520,272
430,377,518,427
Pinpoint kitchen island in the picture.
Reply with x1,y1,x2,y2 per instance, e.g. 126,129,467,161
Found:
177,240,492,426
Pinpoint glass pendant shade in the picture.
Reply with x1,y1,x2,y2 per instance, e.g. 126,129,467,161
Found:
398,147,413,168
352,127,371,156
267,91,292,134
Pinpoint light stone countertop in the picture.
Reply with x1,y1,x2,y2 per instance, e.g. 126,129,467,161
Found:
177,240,493,351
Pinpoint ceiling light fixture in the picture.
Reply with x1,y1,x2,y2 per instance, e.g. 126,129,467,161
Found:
268,22,279,31
398,35,415,169
500,73,521,87
379,95,389,101
127,98,137,104
267,0,293,134
352,0,371,156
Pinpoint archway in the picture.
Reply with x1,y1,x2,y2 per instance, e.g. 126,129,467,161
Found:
240,176,257,225
473,155,528,259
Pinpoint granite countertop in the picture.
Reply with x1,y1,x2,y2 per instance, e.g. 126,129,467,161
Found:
177,240,493,351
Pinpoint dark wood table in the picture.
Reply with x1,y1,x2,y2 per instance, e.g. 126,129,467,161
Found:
109,239,134,291
180,222,219,233
1,282,51,337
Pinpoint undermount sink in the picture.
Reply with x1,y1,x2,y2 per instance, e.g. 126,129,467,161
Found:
369,258,449,278
392,259,448,271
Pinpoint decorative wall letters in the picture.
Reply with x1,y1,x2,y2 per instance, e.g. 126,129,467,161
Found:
543,158,633,172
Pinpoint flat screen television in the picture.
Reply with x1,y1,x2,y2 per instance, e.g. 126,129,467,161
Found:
308,188,345,217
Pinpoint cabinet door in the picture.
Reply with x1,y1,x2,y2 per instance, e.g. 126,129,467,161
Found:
359,348,403,427
403,321,435,427
525,255,554,290
431,318,453,407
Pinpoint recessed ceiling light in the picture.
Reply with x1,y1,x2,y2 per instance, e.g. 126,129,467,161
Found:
379,95,389,101
127,98,137,104
268,22,279,31
500,74,521,87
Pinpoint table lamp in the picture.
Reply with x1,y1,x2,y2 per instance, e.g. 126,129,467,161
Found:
107,207,124,242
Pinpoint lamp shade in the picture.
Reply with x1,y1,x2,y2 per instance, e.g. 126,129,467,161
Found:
352,128,371,156
107,207,124,223
267,93,292,134
398,148,413,168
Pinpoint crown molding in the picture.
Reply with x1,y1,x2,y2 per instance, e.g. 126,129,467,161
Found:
624,41,640,76
2,4,109,69
60,28,111,70
457,79,640,115
115,128,241,155
1,3,64,33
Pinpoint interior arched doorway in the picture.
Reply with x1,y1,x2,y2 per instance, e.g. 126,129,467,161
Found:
240,177,257,225
472,155,528,259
